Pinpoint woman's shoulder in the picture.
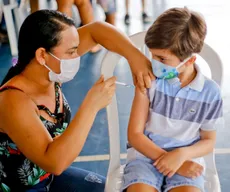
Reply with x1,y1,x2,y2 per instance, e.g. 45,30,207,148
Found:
0,87,39,132
0,85,36,109
0,75,37,100
0,79,38,116
0,76,26,100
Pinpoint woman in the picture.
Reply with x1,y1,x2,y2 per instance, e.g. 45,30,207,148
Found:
0,10,153,192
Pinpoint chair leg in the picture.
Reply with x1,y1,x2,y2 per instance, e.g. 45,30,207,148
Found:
13,8,23,33
0,0,3,23
3,3,18,56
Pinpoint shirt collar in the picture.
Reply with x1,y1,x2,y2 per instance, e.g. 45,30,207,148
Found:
166,64,205,92
188,64,205,92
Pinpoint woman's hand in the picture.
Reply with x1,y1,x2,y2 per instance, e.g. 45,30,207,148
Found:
153,148,187,178
84,75,116,112
128,53,155,93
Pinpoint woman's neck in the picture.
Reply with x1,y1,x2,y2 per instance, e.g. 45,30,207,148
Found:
20,60,54,91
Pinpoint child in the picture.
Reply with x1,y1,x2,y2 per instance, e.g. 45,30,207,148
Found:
122,7,223,192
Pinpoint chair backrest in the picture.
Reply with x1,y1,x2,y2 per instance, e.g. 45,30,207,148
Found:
0,0,3,23
101,31,224,191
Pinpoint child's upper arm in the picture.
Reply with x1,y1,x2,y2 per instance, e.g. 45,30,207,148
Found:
128,87,150,135
200,96,223,144
201,91,224,132
200,129,216,141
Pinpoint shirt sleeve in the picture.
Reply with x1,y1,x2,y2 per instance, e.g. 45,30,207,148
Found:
201,98,224,131
147,80,157,102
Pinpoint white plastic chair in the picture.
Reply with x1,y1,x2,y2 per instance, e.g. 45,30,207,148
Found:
0,0,29,56
1,0,19,56
101,31,223,192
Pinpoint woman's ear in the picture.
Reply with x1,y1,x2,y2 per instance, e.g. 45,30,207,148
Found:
35,48,47,66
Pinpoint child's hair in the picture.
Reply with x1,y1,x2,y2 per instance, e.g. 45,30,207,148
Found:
145,7,207,61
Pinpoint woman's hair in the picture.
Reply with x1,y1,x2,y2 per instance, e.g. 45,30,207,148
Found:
145,7,207,61
1,10,75,86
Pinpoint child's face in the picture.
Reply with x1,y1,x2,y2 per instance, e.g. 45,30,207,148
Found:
149,48,181,67
149,49,196,73
149,48,195,74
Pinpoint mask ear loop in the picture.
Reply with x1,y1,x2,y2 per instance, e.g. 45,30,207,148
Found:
49,52,61,61
176,54,196,69
42,62,52,72
46,52,62,73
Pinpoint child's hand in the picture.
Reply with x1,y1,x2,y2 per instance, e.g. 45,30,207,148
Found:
176,161,204,178
153,148,187,178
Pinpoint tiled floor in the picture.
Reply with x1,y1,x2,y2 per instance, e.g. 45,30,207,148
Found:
0,0,230,191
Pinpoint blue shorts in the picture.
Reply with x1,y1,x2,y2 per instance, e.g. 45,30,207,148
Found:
122,156,205,192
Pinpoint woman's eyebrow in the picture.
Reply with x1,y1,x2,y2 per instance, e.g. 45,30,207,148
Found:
67,46,78,51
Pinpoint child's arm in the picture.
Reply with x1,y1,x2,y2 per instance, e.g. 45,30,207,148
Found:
128,87,166,160
129,87,204,178
153,130,216,178
154,94,223,178
179,130,216,159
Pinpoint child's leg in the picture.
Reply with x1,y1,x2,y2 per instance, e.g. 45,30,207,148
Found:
103,0,116,25
125,0,129,15
141,0,145,13
168,186,201,192
74,0,94,25
124,0,130,25
164,172,204,192
56,0,74,17
105,13,116,25
29,0,39,13
127,183,158,192
140,0,151,23
122,158,164,192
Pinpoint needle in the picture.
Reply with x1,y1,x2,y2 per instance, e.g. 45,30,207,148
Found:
115,81,134,88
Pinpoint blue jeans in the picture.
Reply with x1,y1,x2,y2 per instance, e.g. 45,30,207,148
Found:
26,166,106,192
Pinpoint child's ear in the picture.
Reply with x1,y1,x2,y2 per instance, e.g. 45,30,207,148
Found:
187,55,196,66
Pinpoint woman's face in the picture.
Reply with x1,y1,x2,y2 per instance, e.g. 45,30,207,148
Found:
45,26,80,74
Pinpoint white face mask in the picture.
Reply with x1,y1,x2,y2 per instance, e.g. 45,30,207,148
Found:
44,52,81,83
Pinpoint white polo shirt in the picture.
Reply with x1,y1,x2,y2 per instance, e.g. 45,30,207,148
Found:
127,64,224,167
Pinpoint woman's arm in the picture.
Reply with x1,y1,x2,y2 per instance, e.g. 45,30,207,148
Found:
77,22,154,92
128,87,166,160
0,77,115,175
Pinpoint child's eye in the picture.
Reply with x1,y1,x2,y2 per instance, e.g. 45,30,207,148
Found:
160,58,166,62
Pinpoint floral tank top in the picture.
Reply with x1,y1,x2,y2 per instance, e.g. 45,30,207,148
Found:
0,83,71,192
